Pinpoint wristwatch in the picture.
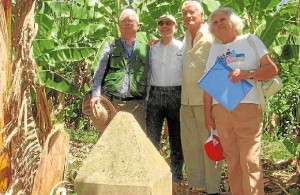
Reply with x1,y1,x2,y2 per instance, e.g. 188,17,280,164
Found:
248,71,254,79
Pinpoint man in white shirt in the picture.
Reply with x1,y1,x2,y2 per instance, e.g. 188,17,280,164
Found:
146,14,184,183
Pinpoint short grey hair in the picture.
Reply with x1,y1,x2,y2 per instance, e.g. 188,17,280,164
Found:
181,1,204,14
207,7,244,36
119,8,139,23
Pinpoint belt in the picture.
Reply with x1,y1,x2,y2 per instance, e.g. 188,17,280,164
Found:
151,86,181,91
105,93,144,101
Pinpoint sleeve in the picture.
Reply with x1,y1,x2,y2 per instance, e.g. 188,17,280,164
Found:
204,44,215,73
250,34,269,59
90,43,110,97
145,47,152,101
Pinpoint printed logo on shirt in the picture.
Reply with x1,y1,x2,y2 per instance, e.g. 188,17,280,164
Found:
221,49,245,64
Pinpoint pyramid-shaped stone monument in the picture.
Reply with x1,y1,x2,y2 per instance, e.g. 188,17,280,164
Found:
75,111,172,195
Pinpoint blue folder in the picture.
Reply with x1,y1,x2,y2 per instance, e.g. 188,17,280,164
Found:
198,57,253,111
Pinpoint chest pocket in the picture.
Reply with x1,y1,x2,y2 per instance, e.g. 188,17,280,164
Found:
171,49,183,74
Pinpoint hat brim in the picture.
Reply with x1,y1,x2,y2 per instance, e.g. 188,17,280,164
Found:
90,96,117,132
157,18,176,24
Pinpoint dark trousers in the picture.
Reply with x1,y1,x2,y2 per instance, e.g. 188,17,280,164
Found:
146,86,184,182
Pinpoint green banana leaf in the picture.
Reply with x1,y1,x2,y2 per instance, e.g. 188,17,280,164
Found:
37,70,82,97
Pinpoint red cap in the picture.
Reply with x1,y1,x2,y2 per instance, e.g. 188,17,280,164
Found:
204,129,225,161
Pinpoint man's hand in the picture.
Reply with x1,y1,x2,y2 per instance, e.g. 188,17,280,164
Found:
90,96,101,117
148,39,159,47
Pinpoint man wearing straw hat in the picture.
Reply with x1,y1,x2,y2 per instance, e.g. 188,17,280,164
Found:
88,8,149,132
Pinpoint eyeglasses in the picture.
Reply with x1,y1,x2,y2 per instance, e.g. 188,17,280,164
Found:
158,20,174,26
120,19,137,24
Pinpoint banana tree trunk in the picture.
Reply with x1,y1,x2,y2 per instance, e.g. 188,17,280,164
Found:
1,0,54,194
0,0,11,192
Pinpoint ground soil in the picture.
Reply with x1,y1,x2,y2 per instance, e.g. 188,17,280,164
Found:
67,139,299,195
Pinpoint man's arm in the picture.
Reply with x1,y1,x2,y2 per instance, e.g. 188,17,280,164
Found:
203,91,215,131
90,43,111,109
90,43,111,97
145,46,152,101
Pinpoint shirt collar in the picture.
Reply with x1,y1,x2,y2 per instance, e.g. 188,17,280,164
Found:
159,38,175,47
120,37,136,47
185,23,212,44
185,23,209,39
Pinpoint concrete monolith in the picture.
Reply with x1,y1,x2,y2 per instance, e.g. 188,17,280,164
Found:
75,111,172,195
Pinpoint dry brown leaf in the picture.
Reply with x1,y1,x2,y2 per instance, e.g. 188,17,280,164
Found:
286,172,300,188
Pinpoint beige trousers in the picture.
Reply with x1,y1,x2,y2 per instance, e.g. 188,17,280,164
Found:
180,105,222,193
213,103,264,195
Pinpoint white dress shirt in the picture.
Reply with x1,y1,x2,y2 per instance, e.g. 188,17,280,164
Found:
149,39,183,87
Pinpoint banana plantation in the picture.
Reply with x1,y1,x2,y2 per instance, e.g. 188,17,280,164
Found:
0,0,299,194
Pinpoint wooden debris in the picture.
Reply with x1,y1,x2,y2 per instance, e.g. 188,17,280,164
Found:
31,124,69,195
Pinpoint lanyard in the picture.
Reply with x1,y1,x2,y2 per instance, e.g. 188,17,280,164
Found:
121,39,137,60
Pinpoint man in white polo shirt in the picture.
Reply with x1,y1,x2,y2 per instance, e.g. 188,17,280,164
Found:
146,13,184,183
